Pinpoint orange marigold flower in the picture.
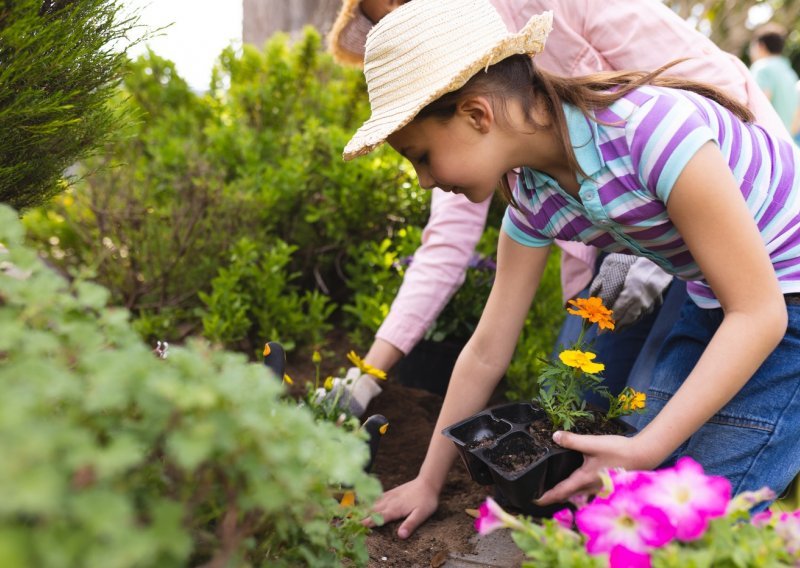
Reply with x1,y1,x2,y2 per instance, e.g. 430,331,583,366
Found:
340,490,356,507
566,296,615,331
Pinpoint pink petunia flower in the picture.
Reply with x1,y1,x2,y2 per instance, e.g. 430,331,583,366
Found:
474,497,522,535
609,544,653,568
751,510,773,527
576,486,675,567
553,508,574,529
638,457,730,541
776,512,800,554
726,487,777,515
595,468,655,504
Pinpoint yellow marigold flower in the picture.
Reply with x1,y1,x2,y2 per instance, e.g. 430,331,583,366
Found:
566,296,615,331
346,351,387,380
619,389,646,411
283,374,293,385
263,343,271,357
559,349,605,374
324,376,334,390
312,350,322,364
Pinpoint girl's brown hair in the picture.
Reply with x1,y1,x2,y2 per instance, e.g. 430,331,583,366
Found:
416,55,754,204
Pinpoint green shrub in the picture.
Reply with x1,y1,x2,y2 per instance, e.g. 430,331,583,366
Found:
200,237,336,354
0,205,381,567
23,28,428,353
504,248,565,401
0,0,139,210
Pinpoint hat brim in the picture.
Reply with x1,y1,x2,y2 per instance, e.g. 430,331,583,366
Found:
343,11,553,161
327,0,371,67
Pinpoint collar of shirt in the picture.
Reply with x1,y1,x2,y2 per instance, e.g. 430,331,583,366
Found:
522,103,605,199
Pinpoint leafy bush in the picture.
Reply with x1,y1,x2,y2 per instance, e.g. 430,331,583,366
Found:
200,237,335,354
504,248,565,401
0,0,139,210
0,205,381,567
23,28,427,352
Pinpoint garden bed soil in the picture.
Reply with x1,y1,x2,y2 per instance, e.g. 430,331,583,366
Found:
285,344,514,567
361,380,494,567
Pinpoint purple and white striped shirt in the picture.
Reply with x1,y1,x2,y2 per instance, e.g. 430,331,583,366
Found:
502,85,800,308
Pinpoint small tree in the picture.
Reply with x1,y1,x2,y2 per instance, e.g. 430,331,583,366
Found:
0,0,139,210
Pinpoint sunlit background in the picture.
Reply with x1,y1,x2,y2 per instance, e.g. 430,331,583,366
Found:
124,0,242,92
122,1,778,93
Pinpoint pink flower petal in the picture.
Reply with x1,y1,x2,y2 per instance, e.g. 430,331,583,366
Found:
576,496,674,555
638,457,730,541
475,500,504,535
553,508,574,529
610,545,652,568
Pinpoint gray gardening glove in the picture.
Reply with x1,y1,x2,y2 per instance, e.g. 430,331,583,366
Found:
313,367,383,418
589,254,673,330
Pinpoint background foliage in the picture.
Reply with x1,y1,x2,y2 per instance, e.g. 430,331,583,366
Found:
0,0,139,210
23,29,428,357
0,205,380,567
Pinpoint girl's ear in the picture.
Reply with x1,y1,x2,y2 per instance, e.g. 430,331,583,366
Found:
456,96,494,133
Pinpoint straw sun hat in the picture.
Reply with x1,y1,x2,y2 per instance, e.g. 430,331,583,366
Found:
327,0,374,67
342,0,552,161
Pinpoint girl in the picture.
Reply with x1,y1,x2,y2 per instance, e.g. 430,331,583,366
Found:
343,0,800,540
326,0,788,417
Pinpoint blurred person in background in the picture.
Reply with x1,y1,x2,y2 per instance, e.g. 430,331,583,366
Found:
750,23,799,134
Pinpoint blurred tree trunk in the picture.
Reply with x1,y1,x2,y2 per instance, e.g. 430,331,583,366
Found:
243,0,340,47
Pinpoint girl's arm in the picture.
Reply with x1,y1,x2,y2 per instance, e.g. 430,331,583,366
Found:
537,142,788,504
370,232,550,538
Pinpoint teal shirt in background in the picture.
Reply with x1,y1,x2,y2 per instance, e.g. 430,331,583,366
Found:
750,55,799,131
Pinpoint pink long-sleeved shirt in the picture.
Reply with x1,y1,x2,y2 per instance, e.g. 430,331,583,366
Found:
376,0,788,355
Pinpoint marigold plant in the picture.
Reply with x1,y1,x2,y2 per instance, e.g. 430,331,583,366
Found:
535,297,645,431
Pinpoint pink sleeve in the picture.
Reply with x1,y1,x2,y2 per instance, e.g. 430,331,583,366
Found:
555,240,596,304
375,189,490,354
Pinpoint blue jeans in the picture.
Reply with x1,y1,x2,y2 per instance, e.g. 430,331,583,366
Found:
639,299,800,502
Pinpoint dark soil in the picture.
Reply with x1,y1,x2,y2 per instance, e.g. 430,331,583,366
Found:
282,342,528,567
361,380,493,567
526,412,627,455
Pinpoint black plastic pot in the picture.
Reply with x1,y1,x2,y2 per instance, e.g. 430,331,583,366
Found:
443,402,635,513
395,338,466,396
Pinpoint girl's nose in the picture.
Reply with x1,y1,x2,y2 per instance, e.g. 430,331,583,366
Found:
415,168,436,190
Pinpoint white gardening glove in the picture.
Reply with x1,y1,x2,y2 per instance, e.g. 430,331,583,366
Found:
313,367,383,418
589,254,673,330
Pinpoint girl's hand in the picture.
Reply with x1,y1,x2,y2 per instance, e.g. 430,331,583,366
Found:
365,476,440,539
535,431,661,506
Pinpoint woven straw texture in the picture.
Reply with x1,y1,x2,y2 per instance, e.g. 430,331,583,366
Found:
343,0,552,160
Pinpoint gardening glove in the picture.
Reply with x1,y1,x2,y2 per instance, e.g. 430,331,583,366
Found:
313,367,383,418
589,254,673,331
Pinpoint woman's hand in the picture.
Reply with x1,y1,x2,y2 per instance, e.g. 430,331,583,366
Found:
366,476,440,539
535,431,662,506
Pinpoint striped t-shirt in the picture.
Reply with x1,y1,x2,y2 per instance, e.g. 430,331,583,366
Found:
502,85,800,308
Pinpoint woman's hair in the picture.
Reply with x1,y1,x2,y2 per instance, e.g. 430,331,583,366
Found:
416,55,754,204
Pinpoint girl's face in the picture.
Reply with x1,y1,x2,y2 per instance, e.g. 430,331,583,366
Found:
387,101,509,203
360,0,411,24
